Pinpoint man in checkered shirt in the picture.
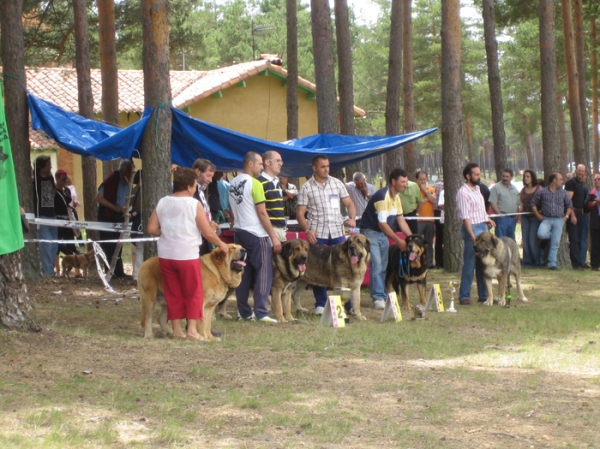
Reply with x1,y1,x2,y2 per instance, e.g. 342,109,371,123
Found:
297,155,357,315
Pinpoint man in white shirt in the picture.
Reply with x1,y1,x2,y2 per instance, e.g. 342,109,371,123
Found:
346,172,376,221
229,152,281,322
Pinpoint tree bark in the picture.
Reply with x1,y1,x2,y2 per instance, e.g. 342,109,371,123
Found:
1,0,41,280
98,0,120,178
539,0,560,180
524,115,535,169
141,0,172,259
561,0,586,167
334,0,354,137
592,18,599,174
402,0,417,177
0,0,40,330
73,0,98,238
573,0,589,162
441,0,464,273
384,0,403,177
0,253,40,331
286,0,298,140
557,95,569,175
482,0,507,182
310,0,338,135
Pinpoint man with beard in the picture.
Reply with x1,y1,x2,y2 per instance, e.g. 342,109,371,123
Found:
456,163,495,305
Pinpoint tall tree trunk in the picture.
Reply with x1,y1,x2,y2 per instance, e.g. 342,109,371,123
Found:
141,0,172,259
73,0,98,239
592,18,599,174
1,0,41,280
465,115,474,162
334,0,359,180
0,0,40,330
573,0,589,162
539,0,561,180
402,0,417,177
441,0,464,273
98,0,120,178
524,115,535,169
558,95,569,175
384,0,403,176
561,0,586,166
334,0,354,136
286,0,298,141
482,0,507,181
310,0,338,135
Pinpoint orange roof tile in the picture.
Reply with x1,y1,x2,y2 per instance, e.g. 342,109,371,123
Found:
29,127,58,150
21,60,366,117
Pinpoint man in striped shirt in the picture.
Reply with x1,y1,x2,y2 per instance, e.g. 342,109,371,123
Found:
259,151,287,243
456,163,495,305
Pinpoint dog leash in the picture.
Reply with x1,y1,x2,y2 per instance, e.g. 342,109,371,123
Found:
397,253,410,278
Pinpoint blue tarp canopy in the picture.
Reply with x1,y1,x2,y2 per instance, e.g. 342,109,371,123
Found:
29,93,437,176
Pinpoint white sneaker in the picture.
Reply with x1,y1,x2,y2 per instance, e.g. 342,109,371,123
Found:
373,300,386,310
314,306,325,316
258,316,278,323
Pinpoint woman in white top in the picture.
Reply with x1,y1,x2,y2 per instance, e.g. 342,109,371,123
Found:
147,168,228,341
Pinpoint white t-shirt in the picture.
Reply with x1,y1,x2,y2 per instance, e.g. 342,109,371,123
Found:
229,173,268,238
156,196,203,260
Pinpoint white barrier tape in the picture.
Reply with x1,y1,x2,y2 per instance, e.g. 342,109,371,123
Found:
29,217,143,234
488,212,529,218
24,237,157,244
91,241,117,293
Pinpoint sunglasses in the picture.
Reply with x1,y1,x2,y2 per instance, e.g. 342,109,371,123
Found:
268,159,283,163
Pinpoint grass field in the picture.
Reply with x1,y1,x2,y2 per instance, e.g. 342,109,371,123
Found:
1,266,599,448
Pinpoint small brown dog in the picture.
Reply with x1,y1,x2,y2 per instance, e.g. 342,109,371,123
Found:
61,250,95,277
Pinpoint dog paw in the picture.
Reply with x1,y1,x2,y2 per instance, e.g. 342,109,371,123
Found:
296,307,309,313
277,317,288,323
520,297,528,302
357,315,367,321
484,300,493,306
498,300,506,307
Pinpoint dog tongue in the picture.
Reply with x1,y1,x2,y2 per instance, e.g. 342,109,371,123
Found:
235,260,246,267
351,255,359,265
409,252,417,261
298,264,306,273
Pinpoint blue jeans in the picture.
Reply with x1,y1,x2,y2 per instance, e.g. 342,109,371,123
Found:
361,229,388,302
37,217,58,276
538,217,564,268
234,229,273,319
459,223,488,301
314,235,346,308
521,215,541,268
494,216,516,240
580,212,589,264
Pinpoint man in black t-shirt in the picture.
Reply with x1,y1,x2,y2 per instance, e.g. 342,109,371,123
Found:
565,164,587,268
33,155,59,276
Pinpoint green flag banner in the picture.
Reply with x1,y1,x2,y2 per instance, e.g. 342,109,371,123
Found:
0,80,25,256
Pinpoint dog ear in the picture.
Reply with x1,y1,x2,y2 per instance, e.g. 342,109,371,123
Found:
281,241,290,259
211,246,227,264
491,234,498,247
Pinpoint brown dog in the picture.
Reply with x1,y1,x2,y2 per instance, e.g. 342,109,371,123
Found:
138,244,246,341
61,250,95,277
271,239,309,322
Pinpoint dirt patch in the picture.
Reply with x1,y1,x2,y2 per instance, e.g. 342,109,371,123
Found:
1,272,599,448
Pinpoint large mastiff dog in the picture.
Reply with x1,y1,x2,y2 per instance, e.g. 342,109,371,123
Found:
385,234,429,309
292,234,371,320
271,239,309,322
474,232,528,306
139,244,247,340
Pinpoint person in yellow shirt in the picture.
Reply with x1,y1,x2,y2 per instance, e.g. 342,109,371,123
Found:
416,170,437,269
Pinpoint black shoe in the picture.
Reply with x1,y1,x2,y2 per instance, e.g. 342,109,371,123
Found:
539,239,549,250
582,263,591,269
211,329,223,337
548,266,560,271
477,298,487,303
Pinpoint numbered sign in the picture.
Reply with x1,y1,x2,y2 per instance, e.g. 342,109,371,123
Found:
320,296,347,328
425,284,444,312
380,292,403,322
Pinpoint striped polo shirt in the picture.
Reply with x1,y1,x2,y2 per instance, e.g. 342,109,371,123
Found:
258,172,286,228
